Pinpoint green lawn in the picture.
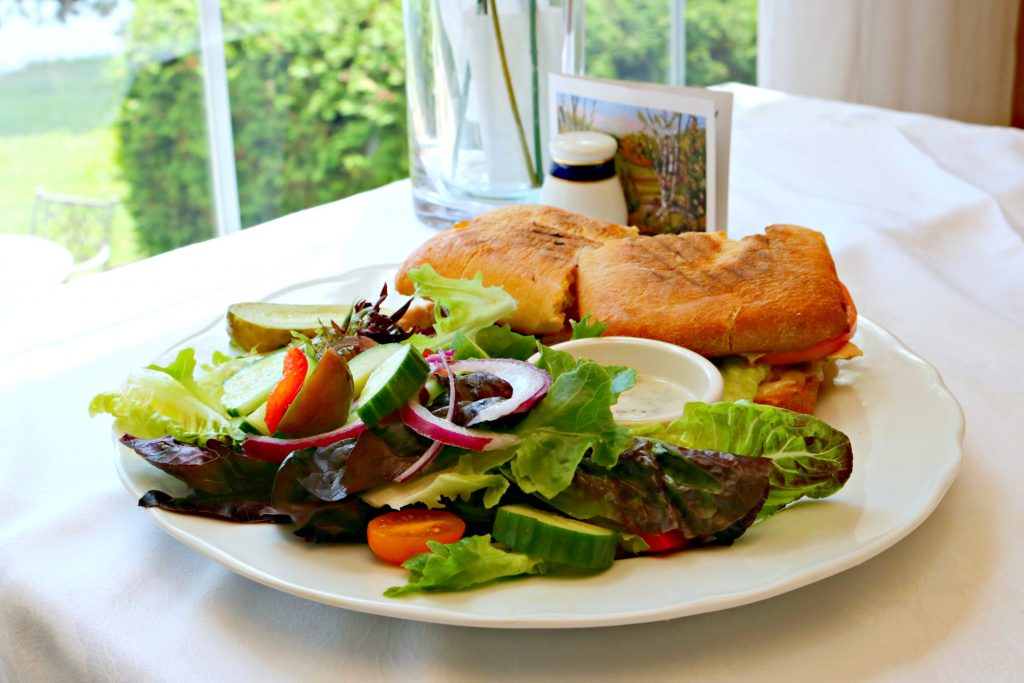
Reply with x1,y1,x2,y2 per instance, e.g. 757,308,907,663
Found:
0,57,139,268
0,127,140,267
0,57,126,135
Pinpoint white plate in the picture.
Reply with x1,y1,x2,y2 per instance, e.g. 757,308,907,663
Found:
115,264,964,629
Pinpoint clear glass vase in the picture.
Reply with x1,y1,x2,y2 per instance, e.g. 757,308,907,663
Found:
402,0,584,228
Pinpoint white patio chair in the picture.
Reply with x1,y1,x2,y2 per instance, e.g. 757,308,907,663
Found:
30,189,117,274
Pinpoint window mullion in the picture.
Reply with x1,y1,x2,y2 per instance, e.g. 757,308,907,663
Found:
669,0,687,86
197,0,242,236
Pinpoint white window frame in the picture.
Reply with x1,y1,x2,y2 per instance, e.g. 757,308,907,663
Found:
197,0,241,236
669,0,686,86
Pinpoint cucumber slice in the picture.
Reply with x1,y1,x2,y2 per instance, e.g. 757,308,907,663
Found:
422,375,443,404
348,343,403,396
239,401,269,435
221,349,286,417
492,505,619,570
355,345,429,427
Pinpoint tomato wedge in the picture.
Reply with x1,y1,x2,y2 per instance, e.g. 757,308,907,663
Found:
757,283,858,366
264,347,308,435
367,510,466,565
634,529,688,554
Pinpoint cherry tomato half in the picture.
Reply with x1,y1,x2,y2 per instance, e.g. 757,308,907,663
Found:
367,510,466,566
757,283,858,366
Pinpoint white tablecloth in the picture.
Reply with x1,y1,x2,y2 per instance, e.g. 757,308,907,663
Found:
0,234,74,286
0,234,74,319
2,84,1022,682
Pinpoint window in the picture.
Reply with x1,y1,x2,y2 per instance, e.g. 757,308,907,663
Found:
586,0,758,87
0,0,155,269
0,0,755,277
0,0,408,273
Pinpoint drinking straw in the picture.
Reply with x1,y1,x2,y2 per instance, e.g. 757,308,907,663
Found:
529,0,542,181
488,0,540,187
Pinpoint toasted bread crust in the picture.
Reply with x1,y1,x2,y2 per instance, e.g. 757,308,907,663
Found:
576,225,851,356
396,205,637,334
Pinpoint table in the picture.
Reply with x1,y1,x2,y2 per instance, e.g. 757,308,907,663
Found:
1,84,1022,682
0,234,74,313
0,234,74,286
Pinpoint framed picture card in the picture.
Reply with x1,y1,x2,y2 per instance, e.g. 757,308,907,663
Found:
549,74,733,234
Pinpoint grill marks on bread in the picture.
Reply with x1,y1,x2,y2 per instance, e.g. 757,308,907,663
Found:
576,225,849,357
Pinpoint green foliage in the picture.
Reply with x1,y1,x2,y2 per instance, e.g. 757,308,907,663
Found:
116,0,407,255
115,0,753,255
0,125,140,266
585,1,673,83
0,57,122,135
117,49,213,254
685,0,758,87
585,0,757,87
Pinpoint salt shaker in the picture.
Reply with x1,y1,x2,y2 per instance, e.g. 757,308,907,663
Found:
539,131,628,225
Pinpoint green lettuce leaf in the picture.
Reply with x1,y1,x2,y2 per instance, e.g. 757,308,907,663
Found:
509,361,633,499
533,343,579,380
89,366,242,443
716,357,770,402
360,470,510,510
451,330,488,360
404,265,518,351
534,343,636,399
655,402,853,519
451,324,537,362
384,535,546,597
147,347,199,383
149,347,252,414
569,312,607,340
148,348,218,412
359,447,515,510
618,533,651,554
606,365,638,399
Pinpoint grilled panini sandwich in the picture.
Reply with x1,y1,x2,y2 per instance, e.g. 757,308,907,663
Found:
395,207,858,414
575,225,855,358
576,224,860,413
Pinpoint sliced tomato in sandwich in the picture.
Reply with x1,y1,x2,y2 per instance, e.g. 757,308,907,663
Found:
757,283,858,366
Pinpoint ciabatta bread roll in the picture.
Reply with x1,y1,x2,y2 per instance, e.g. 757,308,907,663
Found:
575,225,852,357
396,205,637,334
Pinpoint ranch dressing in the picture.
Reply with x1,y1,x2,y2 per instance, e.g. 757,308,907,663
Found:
613,373,693,422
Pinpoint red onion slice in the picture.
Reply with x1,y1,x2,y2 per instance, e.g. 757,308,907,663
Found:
447,359,551,426
423,348,456,366
392,438,445,484
392,353,459,483
440,348,456,422
399,400,519,452
242,419,366,463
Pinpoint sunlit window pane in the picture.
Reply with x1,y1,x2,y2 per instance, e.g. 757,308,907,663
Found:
0,0,216,272
219,0,408,229
585,0,758,87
